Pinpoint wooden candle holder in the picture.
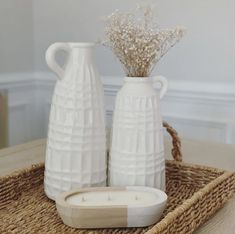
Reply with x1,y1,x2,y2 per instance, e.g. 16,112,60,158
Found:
56,186,167,229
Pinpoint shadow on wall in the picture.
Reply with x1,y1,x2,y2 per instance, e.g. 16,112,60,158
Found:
0,90,8,149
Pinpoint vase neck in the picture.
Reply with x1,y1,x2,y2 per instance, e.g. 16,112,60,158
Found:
124,77,153,84
121,77,157,96
70,46,94,63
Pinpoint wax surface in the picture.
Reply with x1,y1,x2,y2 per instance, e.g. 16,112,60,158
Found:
66,191,159,206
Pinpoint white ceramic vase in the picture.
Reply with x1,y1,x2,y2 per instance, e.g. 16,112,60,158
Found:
44,42,106,200
109,76,168,190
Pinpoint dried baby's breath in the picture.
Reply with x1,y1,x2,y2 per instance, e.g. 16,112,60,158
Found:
103,6,185,77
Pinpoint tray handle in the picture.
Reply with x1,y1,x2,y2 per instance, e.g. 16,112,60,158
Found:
163,121,182,162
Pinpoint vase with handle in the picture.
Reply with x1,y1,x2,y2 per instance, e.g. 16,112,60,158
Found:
109,76,167,190
44,42,106,200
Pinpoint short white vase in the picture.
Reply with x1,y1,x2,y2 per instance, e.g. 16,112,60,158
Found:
109,76,168,190
44,42,106,200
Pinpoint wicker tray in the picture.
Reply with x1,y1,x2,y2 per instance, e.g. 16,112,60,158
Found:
0,122,235,234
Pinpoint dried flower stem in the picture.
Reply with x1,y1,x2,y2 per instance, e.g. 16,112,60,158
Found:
103,5,185,77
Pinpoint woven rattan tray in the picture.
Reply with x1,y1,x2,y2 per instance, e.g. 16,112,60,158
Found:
0,122,235,234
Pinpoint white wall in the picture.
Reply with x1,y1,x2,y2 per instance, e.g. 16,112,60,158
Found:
33,0,235,83
0,1,235,146
1,73,235,146
0,0,34,73
1,0,234,81
0,1,34,146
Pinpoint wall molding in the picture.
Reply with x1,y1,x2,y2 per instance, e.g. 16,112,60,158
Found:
33,72,235,96
1,72,235,145
101,76,235,103
0,73,34,88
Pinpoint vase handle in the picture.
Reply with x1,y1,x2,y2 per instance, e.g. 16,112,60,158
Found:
153,76,168,99
45,42,71,80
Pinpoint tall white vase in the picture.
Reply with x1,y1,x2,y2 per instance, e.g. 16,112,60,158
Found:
109,76,167,190
44,42,106,200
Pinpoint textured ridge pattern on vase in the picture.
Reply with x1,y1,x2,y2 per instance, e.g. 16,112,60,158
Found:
109,77,166,190
44,43,106,200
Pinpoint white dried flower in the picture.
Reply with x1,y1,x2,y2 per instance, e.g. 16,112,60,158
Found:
103,5,186,77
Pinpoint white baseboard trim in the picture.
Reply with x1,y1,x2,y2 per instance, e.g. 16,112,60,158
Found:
1,72,235,144
101,76,235,102
1,71,235,96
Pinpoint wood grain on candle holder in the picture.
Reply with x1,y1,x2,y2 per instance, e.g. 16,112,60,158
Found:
56,187,127,228
56,186,167,229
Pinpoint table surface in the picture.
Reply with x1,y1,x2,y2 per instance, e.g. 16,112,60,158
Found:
0,138,235,233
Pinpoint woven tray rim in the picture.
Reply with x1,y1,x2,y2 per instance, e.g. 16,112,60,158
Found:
147,164,235,233
1,161,234,234
0,160,228,181
0,162,44,181
1,121,235,233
